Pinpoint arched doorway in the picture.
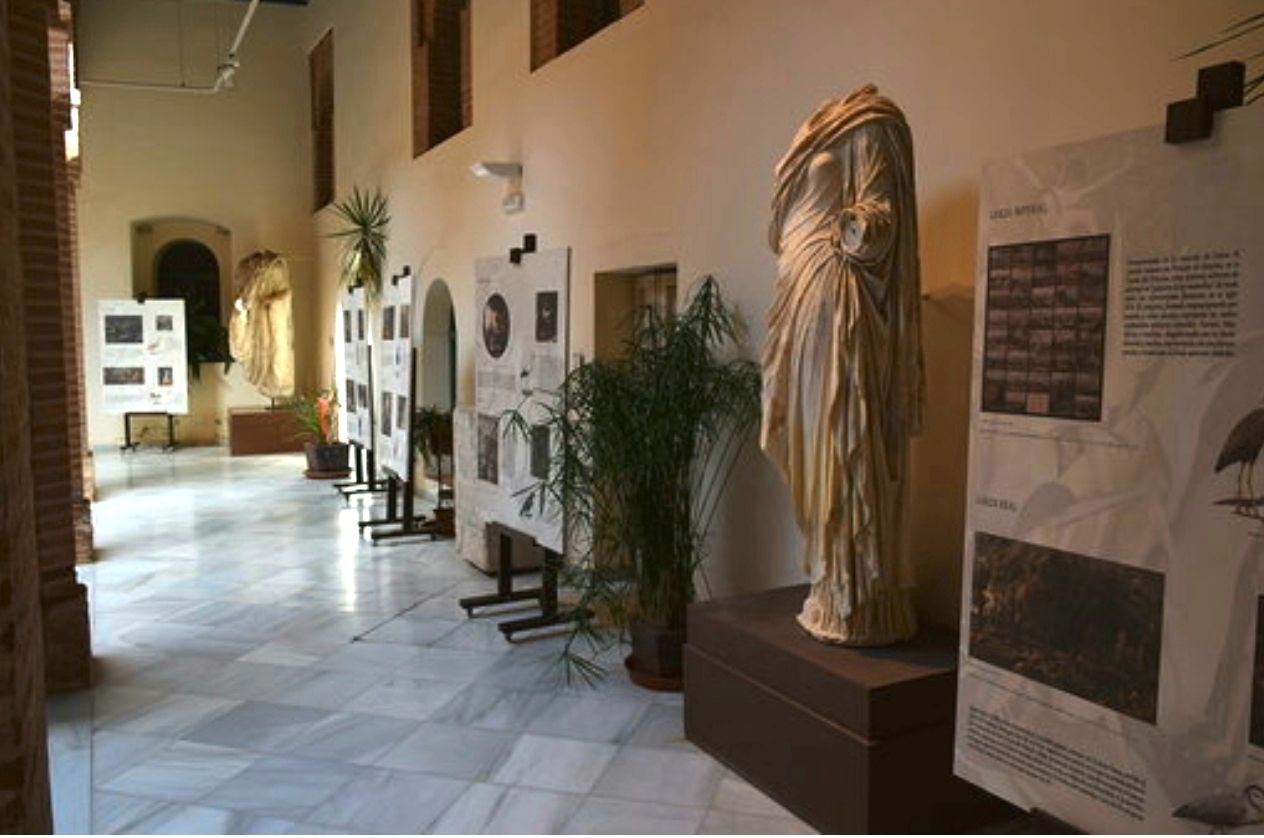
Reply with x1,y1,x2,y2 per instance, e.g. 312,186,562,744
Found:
417,280,457,501
155,239,222,324
421,279,456,411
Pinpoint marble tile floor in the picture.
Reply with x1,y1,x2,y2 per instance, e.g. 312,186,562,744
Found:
47,447,814,835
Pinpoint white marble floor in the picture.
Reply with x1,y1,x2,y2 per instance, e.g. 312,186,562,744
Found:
49,447,814,835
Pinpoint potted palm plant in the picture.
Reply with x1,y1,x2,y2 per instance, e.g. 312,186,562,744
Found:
327,186,389,300
508,276,761,689
288,388,349,477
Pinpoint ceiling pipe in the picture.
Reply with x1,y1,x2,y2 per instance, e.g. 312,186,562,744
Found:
80,0,261,95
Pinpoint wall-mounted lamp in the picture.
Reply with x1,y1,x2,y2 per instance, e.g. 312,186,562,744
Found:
470,160,524,214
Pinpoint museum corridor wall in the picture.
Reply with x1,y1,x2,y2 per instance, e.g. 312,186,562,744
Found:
291,0,1252,629
73,0,1254,629
76,0,317,446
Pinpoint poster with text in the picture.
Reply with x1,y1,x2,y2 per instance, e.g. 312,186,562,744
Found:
470,247,569,553
376,272,415,478
98,298,188,415
340,285,372,446
955,106,1264,833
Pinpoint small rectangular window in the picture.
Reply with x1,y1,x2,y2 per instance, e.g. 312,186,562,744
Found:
413,0,472,157
309,30,335,210
531,0,642,71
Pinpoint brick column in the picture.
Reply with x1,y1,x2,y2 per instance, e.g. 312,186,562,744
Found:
0,0,54,829
9,0,91,693
48,1,94,566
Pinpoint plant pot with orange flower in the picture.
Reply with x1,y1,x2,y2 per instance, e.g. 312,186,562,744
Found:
287,389,350,478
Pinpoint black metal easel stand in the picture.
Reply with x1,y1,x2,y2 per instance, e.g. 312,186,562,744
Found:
335,443,386,497
363,348,445,542
458,531,586,641
120,411,177,452
363,475,441,541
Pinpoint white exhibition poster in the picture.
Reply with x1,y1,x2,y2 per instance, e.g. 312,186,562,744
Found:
954,105,1264,833
471,247,569,553
98,298,188,415
340,285,372,446
376,272,415,478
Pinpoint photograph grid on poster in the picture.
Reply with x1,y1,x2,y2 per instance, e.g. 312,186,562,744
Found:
981,234,1110,421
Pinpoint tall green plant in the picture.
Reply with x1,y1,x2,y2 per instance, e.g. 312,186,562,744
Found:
506,276,761,683
327,187,390,300
412,405,454,471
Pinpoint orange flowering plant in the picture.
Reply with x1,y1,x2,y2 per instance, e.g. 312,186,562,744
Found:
287,388,340,444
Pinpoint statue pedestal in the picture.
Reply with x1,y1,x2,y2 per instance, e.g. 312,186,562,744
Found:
228,408,306,456
684,585,1013,834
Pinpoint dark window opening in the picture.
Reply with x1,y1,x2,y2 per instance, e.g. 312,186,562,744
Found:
413,0,472,157
156,240,229,363
310,29,335,210
531,0,642,71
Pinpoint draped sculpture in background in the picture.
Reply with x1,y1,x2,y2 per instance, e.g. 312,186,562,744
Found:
229,251,295,399
761,84,926,646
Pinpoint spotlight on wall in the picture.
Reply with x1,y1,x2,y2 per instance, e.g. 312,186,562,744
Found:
470,161,525,214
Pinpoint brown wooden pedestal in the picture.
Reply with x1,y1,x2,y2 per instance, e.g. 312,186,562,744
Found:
228,408,305,456
684,585,1014,834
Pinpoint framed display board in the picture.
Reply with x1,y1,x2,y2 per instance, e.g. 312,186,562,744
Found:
97,298,188,415
340,285,372,446
954,106,1264,832
376,271,415,478
471,247,570,553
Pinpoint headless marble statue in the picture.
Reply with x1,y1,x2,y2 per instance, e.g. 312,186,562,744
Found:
761,84,926,646
229,251,295,399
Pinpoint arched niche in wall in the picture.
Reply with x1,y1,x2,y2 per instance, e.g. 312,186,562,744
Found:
155,240,225,356
129,218,234,445
131,218,232,320
419,278,456,412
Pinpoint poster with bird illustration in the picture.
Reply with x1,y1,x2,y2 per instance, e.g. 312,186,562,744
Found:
955,104,1264,832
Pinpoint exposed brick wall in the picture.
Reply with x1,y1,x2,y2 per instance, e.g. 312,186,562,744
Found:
413,0,470,157
0,0,54,829
47,1,92,566
9,0,91,693
530,0,642,71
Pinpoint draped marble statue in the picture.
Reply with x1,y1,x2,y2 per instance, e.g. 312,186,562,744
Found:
229,251,295,399
761,84,926,646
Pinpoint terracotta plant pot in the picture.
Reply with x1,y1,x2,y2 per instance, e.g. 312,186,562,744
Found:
303,441,350,477
626,618,685,692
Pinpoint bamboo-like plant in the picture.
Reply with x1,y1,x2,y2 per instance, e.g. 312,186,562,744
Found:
506,276,761,683
327,187,390,300
412,405,454,472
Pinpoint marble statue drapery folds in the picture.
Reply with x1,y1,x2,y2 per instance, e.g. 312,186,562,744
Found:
761,84,926,646
229,251,295,399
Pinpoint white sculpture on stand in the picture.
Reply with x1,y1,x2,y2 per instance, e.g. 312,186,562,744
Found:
229,250,295,399
761,84,926,646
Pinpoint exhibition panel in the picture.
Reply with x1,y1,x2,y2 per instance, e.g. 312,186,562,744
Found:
955,105,1264,833
340,284,373,447
97,298,188,416
470,247,570,555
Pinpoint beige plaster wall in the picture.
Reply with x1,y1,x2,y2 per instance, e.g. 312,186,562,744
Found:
77,0,317,446
296,0,1248,628
76,0,1250,628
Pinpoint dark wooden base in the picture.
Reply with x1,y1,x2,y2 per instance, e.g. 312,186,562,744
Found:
684,586,1014,834
229,408,305,456
304,468,352,480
